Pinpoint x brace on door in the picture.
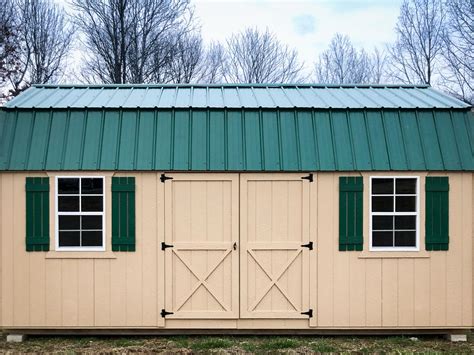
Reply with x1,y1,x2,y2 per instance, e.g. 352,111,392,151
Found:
173,247,232,312
247,248,302,312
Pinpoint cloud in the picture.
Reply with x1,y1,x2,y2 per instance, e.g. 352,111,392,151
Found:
293,14,316,36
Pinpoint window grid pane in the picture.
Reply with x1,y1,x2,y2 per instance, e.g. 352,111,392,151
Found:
371,177,418,249
57,177,104,249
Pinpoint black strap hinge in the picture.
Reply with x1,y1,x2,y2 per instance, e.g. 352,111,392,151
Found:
301,241,313,250
160,173,173,183
161,309,174,318
301,173,313,182
161,242,174,250
301,309,313,318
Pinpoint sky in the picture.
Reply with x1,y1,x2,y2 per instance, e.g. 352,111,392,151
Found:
193,0,404,74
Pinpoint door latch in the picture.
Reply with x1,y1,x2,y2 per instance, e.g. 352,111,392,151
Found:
233,242,237,250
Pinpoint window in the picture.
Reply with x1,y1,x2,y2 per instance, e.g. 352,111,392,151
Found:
56,177,105,251
370,177,419,251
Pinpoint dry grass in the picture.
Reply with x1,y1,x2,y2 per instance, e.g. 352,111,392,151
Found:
0,334,473,354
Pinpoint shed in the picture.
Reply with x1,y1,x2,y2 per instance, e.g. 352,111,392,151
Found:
0,84,473,334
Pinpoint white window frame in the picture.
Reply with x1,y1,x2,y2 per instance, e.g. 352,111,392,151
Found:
55,176,106,252
369,176,420,252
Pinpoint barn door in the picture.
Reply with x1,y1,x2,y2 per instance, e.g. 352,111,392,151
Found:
163,174,239,319
240,174,313,319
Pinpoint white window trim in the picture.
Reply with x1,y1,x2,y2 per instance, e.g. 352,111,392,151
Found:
369,176,420,252
55,176,106,252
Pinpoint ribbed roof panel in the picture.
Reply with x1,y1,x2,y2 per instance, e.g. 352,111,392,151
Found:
5,84,471,109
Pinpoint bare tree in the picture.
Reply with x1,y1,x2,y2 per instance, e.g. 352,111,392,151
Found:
369,47,388,84
439,0,473,103
387,0,446,85
314,34,377,84
72,0,194,84
198,42,225,83
8,0,73,93
0,0,20,89
222,27,305,83
165,32,204,83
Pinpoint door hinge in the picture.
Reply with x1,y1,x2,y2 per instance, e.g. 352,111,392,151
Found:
301,309,313,318
161,309,174,318
301,173,313,182
301,241,314,250
160,173,173,183
161,242,174,250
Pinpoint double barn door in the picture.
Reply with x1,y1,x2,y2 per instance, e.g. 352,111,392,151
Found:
163,174,314,321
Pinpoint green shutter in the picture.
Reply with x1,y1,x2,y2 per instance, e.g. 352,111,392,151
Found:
112,177,135,251
426,176,449,251
339,176,363,251
25,177,49,251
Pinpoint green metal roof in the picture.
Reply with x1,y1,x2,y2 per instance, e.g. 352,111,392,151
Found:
0,98,472,171
5,84,471,109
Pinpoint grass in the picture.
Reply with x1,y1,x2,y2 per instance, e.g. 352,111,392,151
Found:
0,334,472,353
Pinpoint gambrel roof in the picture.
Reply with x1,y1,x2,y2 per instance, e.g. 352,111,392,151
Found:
0,84,472,171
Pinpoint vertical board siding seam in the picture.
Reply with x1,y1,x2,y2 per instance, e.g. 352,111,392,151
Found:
380,110,392,171
9,176,14,324
396,109,411,170
447,110,464,170
42,110,53,170
24,111,36,170
414,110,428,170
151,109,157,170
170,109,175,170
79,110,88,170
206,109,210,171
345,109,357,170
310,110,320,170
294,110,302,171
188,109,193,171
133,111,141,170
224,109,228,170
114,109,124,171
381,259,384,326
277,110,283,170
97,109,106,170
328,110,338,171
362,110,374,170
0,174,2,326
5,111,19,170
430,110,446,170
258,109,265,170
59,110,71,170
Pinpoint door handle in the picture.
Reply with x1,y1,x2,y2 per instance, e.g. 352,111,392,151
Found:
233,242,237,250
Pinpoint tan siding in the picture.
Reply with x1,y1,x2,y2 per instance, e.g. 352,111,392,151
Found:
0,171,472,329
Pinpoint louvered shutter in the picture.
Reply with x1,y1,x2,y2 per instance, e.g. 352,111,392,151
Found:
425,176,449,251
339,176,363,251
112,177,136,251
26,177,50,251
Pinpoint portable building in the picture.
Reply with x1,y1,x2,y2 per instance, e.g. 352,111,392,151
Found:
0,84,472,335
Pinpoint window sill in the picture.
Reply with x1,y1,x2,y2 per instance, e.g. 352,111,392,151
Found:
358,252,430,259
45,251,117,259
